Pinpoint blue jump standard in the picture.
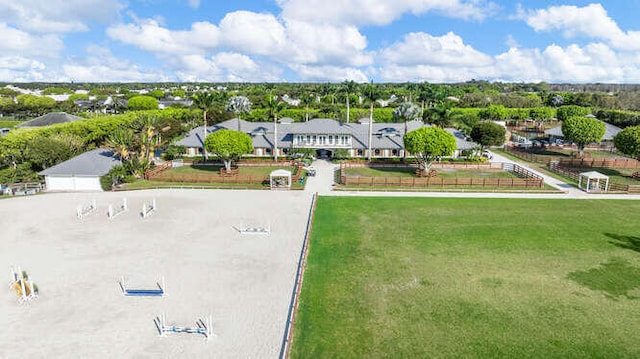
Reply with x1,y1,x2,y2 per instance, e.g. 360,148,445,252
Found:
124,289,164,296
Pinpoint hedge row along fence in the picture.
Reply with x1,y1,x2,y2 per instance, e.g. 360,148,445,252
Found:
338,162,544,189
504,145,640,168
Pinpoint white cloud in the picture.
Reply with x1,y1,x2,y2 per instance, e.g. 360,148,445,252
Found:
285,20,372,66
0,23,63,56
289,64,369,82
0,0,124,33
188,0,200,9
107,19,220,55
521,3,640,51
277,0,497,26
62,45,165,82
219,11,287,56
379,32,493,67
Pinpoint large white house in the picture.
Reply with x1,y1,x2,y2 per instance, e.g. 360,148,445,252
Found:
176,118,477,159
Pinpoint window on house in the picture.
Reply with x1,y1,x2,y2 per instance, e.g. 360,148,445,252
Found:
392,149,399,156
357,149,363,156
374,149,381,156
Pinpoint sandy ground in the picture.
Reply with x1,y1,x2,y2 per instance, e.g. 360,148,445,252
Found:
0,189,313,359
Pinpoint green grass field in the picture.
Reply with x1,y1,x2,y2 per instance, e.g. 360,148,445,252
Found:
291,197,640,358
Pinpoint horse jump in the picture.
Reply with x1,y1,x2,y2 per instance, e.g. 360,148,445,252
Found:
239,221,271,235
141,199,157,219
9,266,38,304
119,276,165,297
155,314,213,341
108,198,128,220
77,199,97,219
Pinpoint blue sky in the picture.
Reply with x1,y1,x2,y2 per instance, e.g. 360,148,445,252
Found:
1,1,640,83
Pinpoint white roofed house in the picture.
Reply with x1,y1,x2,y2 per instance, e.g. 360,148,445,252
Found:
175,118,478,160
544,119,621,149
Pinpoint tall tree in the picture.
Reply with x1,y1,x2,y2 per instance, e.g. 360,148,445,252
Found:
105,128,135,162
342,80,358,123
561,116,606,157
204,129,253,172
394,102,421,160
192,91,216,161
299,92,315,122
404,127,456,175
226,96,252,131
363,82,381,160
264,94,287,161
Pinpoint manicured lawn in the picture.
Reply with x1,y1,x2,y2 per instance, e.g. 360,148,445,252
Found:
291,197,640,358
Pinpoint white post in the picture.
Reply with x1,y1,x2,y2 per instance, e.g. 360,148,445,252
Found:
77,205,82,219
142,203,147,218
108,204,114,219
123,198,128,211
91,199,96,210
152,198,156,211
19,276,26,302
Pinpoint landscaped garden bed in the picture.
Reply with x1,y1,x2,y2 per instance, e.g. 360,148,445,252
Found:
132,163,306,190
291,197,640,358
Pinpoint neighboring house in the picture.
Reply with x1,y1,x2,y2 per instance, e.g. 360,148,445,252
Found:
544,120,621,145
16,112,83,128
75,96,128,114
176,118,478,159
158,98,193,109
39,149,120,191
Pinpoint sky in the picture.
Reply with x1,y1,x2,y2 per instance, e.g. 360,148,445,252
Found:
1,1,640,83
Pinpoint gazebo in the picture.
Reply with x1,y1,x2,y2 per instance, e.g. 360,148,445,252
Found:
270,169,292,190
578,171,609,192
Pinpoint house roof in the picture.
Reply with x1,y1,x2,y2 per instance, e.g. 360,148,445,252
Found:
176,118,477,151
17,112,83,128
544,121,622,141
39,149,120,176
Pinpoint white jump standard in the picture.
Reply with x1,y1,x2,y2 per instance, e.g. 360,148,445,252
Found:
76,199,97,219
238,221,271,235
119,276,165,297
141,198,157,219
107,198,128,220
155,314,213,341
9,265,38,304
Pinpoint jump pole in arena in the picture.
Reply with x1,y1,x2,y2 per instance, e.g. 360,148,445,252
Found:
120,276,165,297
238,220,271,235
141,198,157,219
155,314,213,341
77,199,97,219
107,198,128,220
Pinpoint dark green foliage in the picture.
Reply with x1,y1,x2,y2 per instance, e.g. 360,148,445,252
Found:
561,116,606,154
556,105,590,121
470,121,506,148
404,127,456,172
333,148,350,160
163,145,186,160
595,109,640,128
567,257,640,299
614,126,640,158
479,105,508,120
204,129,253,171
127,95,159,110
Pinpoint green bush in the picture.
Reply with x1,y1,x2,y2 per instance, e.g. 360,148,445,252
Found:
99,175,113,191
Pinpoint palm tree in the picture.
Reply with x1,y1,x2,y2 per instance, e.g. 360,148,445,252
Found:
342,80,358,123
299,92,315,122
264,94,287,162
363,82,381,161
192,91,216,161
131,114,163,162
226,96,252,131
105,128,135,162
393,102,421,159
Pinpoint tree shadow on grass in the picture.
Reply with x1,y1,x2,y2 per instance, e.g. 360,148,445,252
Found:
605,233,640,253
567,257,640,300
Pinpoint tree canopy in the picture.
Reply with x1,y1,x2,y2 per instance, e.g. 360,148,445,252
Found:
470,121,506,149
561,116,606,156
613,126,640,159
556,105,590,121
404,127,456,174
127,95,159,111
204,129,253,171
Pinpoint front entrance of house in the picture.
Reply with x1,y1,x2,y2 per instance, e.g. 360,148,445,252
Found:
315,149,333,159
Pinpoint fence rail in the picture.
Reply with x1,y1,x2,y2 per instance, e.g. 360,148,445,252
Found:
557,158,640,169
339,162,543,188
548,161,640,193
146,164,304,185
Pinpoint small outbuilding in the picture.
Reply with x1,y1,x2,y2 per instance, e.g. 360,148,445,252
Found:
39,149,120,191
269,169,292,190
578,171,609,193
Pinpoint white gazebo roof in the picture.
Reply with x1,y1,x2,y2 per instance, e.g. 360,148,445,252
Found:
579,171,609,179
270,169,292,177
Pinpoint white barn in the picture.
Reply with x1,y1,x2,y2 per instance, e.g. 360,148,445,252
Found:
39,149,120,191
